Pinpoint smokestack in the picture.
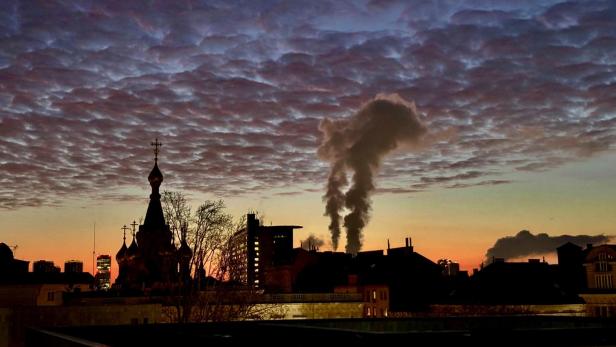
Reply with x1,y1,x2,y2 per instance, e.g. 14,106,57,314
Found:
408,237,412,247
405,238,409,248
387,239,390,250
318,94,426,254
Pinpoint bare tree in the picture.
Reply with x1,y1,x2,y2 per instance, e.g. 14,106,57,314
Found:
161,191,282,322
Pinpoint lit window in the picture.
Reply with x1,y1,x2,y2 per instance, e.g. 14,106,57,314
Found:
372,290,376,300
367,307,371,316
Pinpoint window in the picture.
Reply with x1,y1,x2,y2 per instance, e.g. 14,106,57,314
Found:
597,253,611,272
372,290,377,301
367,307,372,316
47,291,55,301
595,274,614,289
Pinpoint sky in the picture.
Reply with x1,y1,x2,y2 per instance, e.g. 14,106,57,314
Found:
1,0,616,277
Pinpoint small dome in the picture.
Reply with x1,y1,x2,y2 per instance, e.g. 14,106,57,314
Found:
0,243,14,263
148,163,163,187
127,239,139,257
116,242,128,261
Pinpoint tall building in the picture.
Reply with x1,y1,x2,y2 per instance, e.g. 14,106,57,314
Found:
557,242,586,293
95,255,111,290
115,139,191,291
33,260,60,273
64,260,83,273
229,213,301,288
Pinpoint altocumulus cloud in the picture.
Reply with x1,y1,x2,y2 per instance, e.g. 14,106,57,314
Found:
1,0,616,209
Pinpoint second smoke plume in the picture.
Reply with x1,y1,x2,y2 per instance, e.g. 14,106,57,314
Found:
318,94,426,254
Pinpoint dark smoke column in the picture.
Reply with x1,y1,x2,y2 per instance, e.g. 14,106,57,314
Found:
318,94,426,254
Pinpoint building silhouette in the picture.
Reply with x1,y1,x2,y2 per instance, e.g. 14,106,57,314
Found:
0,243,29,276
557,242,586,294
229,213,301,288
33,260,60,273
114,139,192,291
250,235,442,311
64,260,83,273
583,244,616,290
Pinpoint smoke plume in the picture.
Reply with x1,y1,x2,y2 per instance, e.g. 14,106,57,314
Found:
318,94,426,254
301,234,326,251
485,230,611,260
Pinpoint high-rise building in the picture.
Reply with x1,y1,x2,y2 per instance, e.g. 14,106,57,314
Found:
33,260,60,273
95,255,111,290
229,213,301,288
64,260,84,273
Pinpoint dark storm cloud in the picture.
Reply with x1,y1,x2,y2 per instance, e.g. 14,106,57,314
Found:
1,0,616,209
486,230,611,260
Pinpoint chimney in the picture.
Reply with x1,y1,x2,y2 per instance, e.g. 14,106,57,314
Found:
387,239,390,251
408,237,412,247
405,238,409,248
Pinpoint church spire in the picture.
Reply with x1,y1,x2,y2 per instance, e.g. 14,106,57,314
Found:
144,138,166,228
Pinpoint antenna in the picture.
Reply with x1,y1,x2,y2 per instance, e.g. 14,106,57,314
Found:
92,222,96,275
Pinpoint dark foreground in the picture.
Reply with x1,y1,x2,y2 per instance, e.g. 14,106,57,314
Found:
28,316,616,347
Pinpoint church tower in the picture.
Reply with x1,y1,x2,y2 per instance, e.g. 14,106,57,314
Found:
135,138,178,288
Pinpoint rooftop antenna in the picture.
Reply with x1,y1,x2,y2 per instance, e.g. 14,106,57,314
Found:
92,222,96,275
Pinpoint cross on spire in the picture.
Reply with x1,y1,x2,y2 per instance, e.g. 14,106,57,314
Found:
131,220,138,238
151,138,162,163
121,225,130,243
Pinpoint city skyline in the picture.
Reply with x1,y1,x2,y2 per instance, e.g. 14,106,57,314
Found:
2,1,616,278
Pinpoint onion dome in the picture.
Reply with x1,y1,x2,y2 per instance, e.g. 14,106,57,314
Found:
116,242,128,262
148,163,163,189
127,238,139,257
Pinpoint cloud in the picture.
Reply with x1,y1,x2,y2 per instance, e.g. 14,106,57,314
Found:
485,230,611,260
0,1,615,209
